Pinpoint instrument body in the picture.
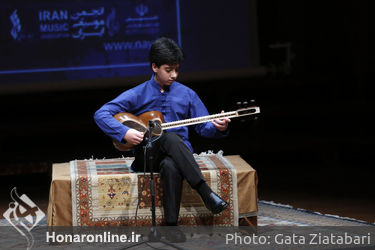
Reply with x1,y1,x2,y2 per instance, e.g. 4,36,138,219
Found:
113,111,164,151
112,106,260,151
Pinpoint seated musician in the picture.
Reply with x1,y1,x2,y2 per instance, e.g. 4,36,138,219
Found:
94,37,230,242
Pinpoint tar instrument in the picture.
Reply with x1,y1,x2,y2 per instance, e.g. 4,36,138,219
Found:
112,106,260,151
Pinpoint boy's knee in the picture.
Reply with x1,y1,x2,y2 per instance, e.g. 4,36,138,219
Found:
160,157,180,177
163,132,182,144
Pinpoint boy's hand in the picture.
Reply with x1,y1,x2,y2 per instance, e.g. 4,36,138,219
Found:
212,110,231,131
124,129,144,145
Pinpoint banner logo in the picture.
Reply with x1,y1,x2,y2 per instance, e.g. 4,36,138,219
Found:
136,4,148,17
3,187,45,250
10,10,22,40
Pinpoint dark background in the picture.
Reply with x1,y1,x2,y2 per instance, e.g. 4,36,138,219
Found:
1,1,374,222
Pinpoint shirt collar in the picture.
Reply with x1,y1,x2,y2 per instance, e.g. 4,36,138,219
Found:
150,75,160,90
149,74,172,92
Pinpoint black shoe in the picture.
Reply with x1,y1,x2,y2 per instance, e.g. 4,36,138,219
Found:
204,192,229,214
165,227,186,243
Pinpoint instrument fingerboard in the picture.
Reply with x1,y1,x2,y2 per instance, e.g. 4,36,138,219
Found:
162,106,260,130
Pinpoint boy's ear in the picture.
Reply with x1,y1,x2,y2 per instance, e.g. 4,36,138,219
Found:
151,63,158,73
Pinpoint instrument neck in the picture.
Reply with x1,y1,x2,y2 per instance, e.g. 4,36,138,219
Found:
162,111,236,130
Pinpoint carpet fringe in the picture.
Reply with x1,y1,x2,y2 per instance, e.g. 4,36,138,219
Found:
259,200,375,225
194,150,224,157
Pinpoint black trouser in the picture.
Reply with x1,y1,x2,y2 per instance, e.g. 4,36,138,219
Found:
132,132,205,224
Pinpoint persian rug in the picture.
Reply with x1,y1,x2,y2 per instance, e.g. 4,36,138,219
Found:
2,200,373,227
70,153,239,226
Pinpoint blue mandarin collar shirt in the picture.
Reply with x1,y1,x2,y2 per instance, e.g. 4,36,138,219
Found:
94,76,228,152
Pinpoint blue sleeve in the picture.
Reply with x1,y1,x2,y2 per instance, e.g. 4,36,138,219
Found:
93,89,137,143
190,91,229,138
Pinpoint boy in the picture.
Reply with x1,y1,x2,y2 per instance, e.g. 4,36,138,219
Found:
94,37,230,241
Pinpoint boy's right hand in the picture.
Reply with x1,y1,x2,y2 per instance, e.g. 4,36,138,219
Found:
124,129,144,145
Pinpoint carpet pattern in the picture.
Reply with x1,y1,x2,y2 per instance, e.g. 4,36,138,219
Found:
70,153,239,226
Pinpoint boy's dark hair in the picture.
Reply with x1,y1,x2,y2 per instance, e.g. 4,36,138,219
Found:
149,37,184,67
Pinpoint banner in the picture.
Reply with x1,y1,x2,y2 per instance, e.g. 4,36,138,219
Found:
0,0,180,80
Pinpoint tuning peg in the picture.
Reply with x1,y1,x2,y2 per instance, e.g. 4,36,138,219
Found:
236,100,257,109
236,101,248,109
236,101,242,109
249,99,256,106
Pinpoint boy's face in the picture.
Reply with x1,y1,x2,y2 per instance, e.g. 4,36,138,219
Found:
152,63,179,88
